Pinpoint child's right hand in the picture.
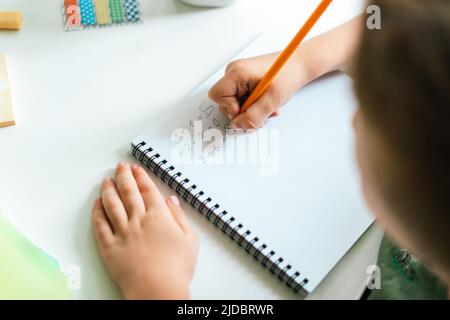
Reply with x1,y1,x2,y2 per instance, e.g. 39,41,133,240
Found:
209,17,363,130
209,52,310,129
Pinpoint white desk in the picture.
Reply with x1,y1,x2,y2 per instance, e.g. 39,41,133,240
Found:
0,0,383,299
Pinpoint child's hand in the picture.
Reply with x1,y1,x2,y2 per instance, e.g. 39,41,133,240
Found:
209,52,310,129
92,162,198,299
209,17,362,130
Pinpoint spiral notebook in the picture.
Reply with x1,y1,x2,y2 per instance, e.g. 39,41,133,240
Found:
131,33,373,296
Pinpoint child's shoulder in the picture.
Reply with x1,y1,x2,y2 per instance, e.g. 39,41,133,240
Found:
368,236,448,300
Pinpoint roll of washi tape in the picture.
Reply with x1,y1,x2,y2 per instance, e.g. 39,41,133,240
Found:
109,0,125,24
61,0,141,30
64,0,78,6
79,0,97,26
65,0,81,28
124,0,141,22
94,0,111,25
0,12,22,30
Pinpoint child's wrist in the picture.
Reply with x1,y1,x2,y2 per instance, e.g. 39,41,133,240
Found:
277,46,314,100
293,43,316,89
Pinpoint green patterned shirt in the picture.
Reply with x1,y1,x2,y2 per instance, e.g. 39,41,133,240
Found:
368,236,448,300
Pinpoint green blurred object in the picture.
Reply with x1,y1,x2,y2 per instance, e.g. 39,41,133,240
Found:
0,212,71,299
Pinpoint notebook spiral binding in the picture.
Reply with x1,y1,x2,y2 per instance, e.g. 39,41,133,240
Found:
132,141,309,295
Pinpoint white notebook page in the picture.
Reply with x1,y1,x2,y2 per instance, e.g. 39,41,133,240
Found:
133,33,374,293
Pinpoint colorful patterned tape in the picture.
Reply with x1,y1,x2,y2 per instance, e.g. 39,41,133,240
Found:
124,0,140,22
80,0,97,26
95,0,111,25
64,0,141,29
109,0,125,23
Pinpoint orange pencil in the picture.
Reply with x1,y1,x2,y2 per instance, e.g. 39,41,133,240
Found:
241,0,333,112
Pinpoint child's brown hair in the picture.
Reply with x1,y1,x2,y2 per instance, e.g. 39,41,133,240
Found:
354,0,450,276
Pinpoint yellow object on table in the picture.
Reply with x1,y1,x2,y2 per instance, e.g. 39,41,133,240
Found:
0,11,22,30
0,53,15,128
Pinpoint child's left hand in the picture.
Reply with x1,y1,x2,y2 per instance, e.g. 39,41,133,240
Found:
92,162,198,299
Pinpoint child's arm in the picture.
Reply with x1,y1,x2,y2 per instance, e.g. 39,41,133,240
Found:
299,15,362,81
209,16,362,129
92,162,198,299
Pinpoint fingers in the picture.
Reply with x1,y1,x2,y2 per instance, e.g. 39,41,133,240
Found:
166,195,192,234
115,162,145,219
209,77,242,120
219,101,240,121
229,88,279,129
209,54,290,130
130,164,166,211
101,178,129,234
270,110,280,118
209,60,260,121
92,197,114,244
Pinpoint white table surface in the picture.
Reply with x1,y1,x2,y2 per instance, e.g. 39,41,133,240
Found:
0,0,383,299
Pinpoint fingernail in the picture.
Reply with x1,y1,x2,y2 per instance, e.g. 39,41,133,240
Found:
169,195,180,207
131,163,139,170
117,161,127,169
227,112,233,120
229,122,238,129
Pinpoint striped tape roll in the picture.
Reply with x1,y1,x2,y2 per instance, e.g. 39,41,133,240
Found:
94,0,111,25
